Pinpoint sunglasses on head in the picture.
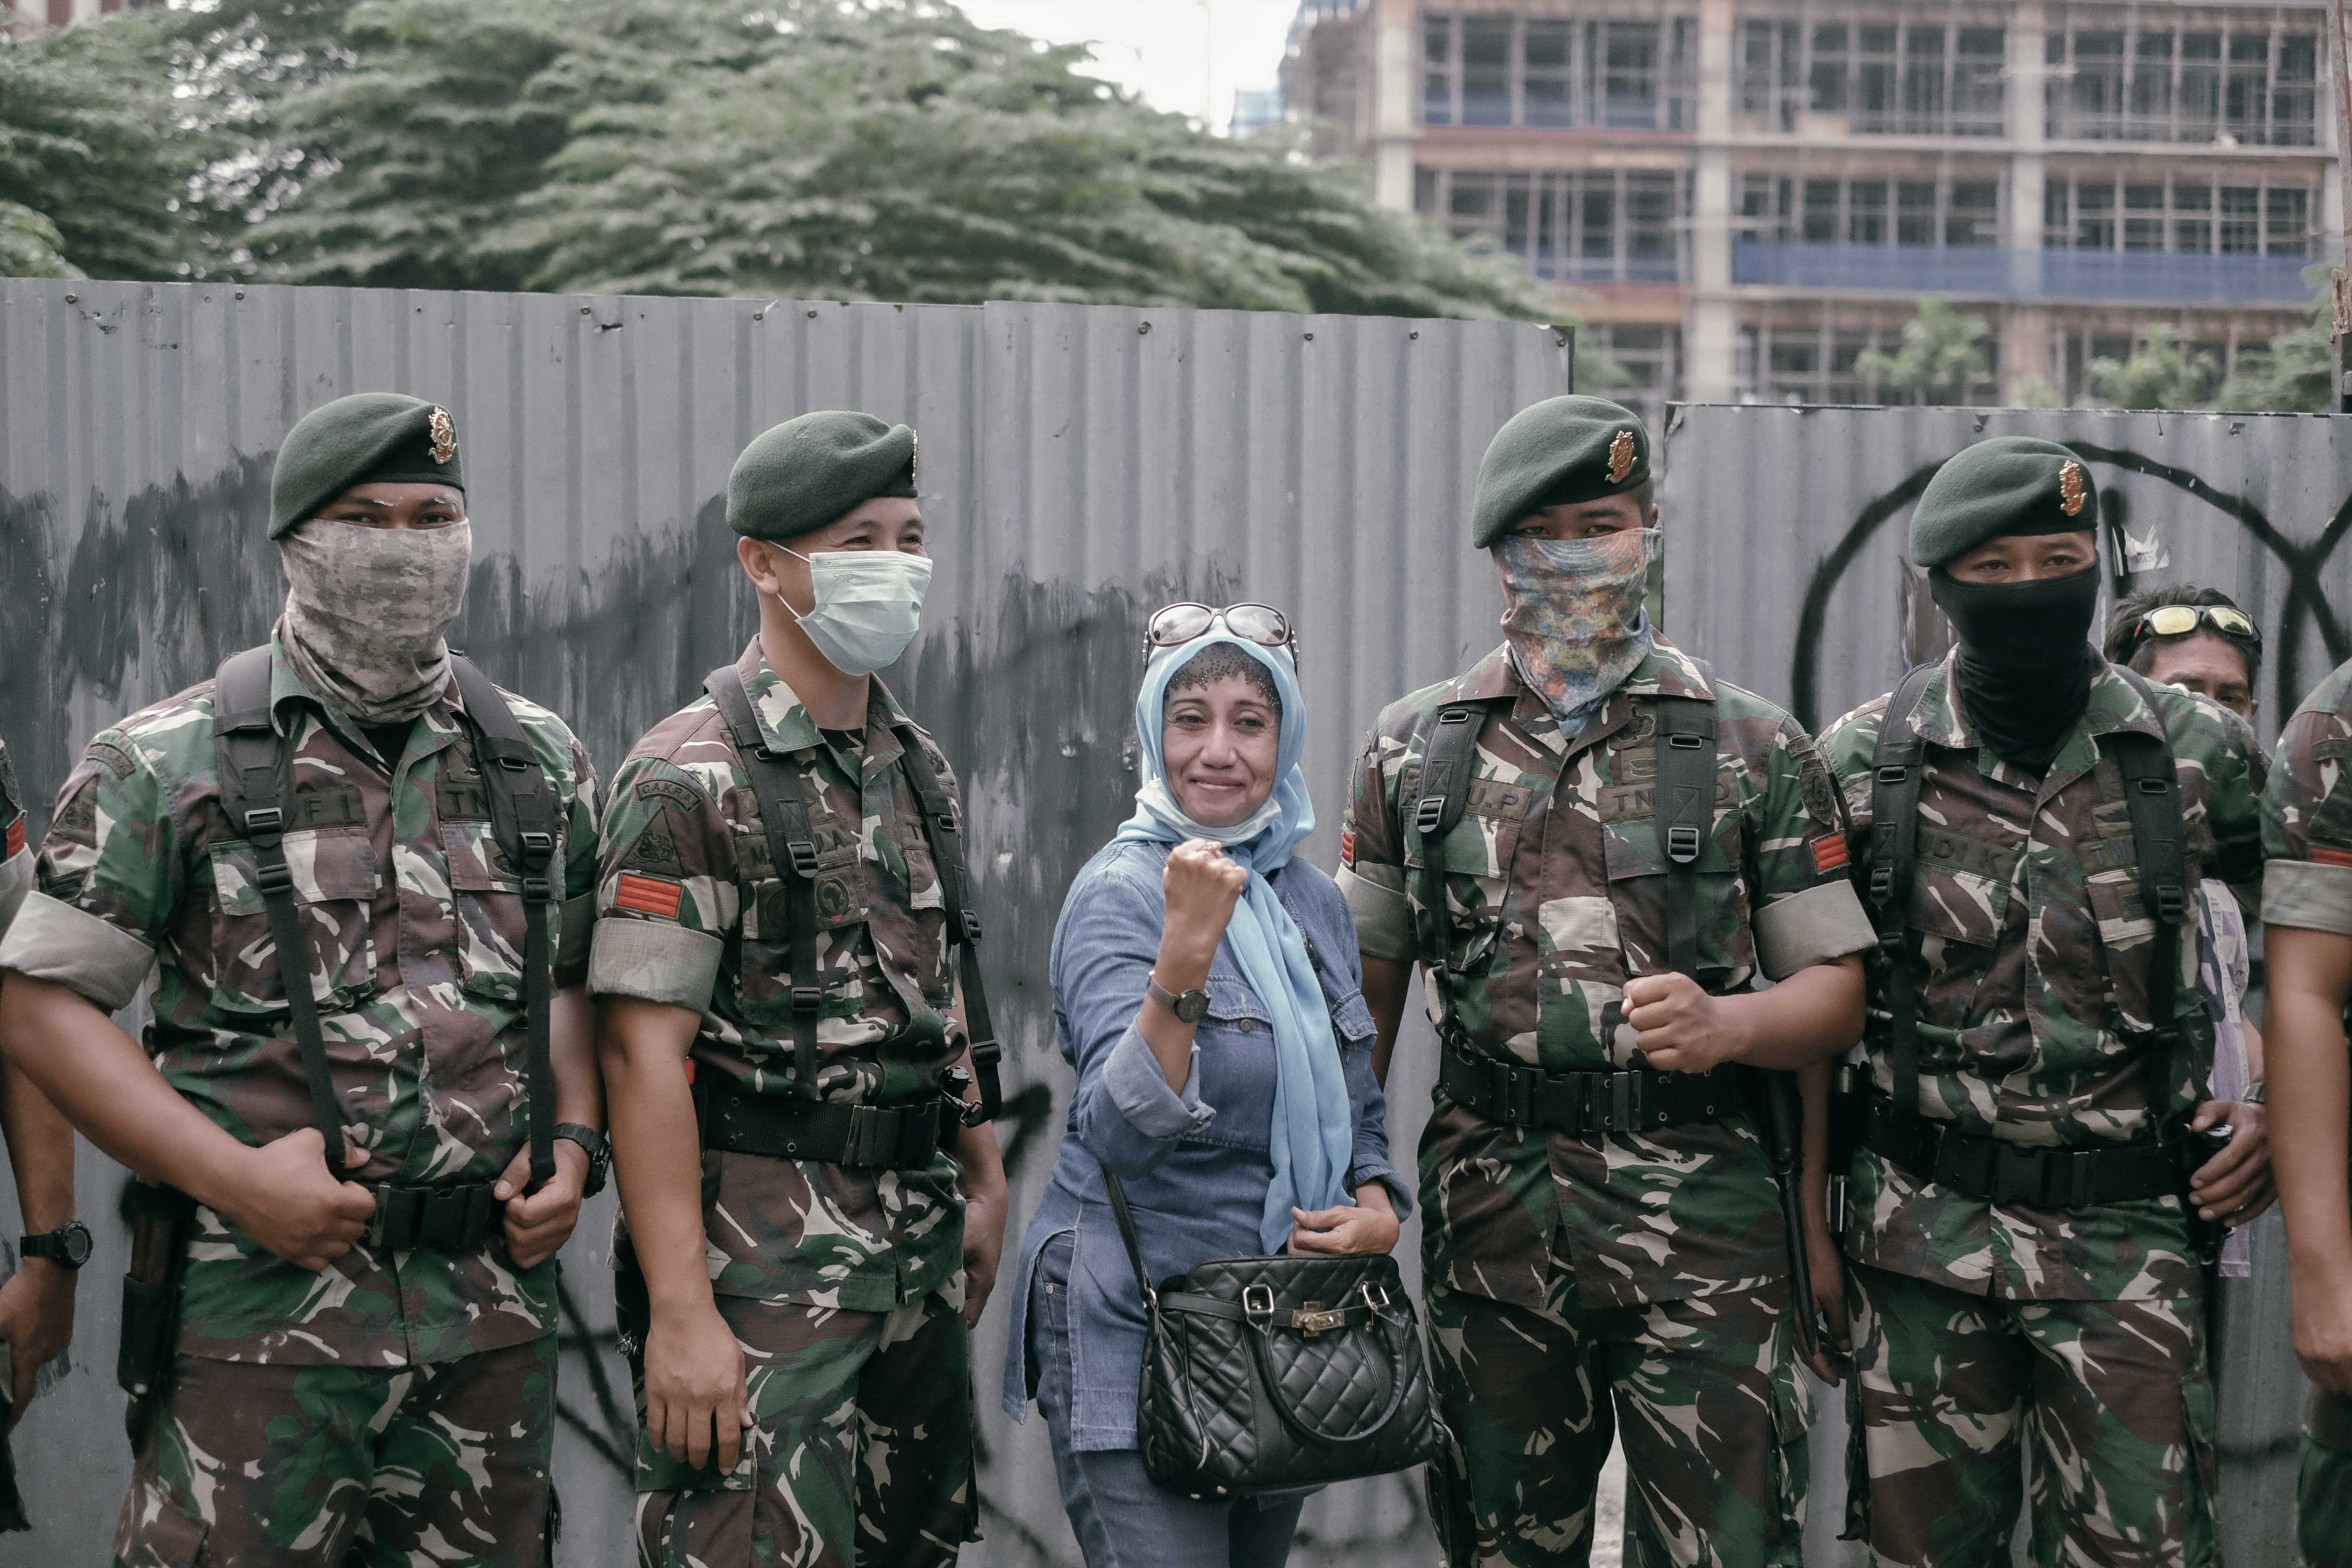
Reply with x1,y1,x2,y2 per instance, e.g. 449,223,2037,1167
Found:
2128,603,2260,651
1144,602,1299,665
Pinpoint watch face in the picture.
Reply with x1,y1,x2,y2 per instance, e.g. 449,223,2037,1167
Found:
1178,992,1211,1024
63,1223,93,1267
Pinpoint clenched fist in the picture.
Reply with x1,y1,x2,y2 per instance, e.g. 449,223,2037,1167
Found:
1161,839,1250,975
1625,971,1748,1074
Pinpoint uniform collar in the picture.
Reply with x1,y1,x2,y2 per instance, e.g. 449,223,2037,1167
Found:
1453,634,1711,758
1908,646,2162,784
263,629,462,745
732,636,912,774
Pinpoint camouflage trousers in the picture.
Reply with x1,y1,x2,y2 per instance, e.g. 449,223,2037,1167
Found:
1423,1275,1812,1568
112,1336,558,1567
2302,1390,2352,1568
633,1290,976,1568
1844,1264,2217,1568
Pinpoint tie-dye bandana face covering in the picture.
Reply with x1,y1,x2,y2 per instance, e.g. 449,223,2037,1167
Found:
1497,528,1659,735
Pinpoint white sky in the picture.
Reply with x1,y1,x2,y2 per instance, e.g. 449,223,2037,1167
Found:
954,0,1300,125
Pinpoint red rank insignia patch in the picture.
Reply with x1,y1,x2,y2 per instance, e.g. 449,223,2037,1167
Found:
1811,835,1850,874
3,813,21,859
1341,828,1357,869
2314,846,2352,869
615,872,684,919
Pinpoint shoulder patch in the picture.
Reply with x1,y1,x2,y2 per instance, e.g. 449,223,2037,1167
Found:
0,743,18,821
620,810,685,875
87,740,137,779
50,776,100,849
635,776,704,811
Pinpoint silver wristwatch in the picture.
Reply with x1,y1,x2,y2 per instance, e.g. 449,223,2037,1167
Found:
1147,974,1211,1024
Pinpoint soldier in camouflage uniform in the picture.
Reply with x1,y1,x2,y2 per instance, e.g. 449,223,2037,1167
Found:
1340,397,1876,1568
593,411,1006,1568
0,736,87,1533
1819,438,2272,1568
2259,656,2352,1568
0,395,607,1566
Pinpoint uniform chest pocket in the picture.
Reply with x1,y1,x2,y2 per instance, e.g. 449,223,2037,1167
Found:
1901,825,2016,1017
2077,830,2192,1036
442,820,553,1005
1602,814,1752,984
733,817,869,1023
1402,773,1531,975
208,828,381,1015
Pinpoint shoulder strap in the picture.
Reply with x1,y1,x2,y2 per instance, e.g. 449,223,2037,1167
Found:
212,647,347,1175
1652,691,1718,981
706,668,825,1103
1408,697,1508,970
1099,1166,1159,1310
448,657,560,1187
1866,662,1941,1123
2107,666,2189,1062
888,716,1000,1125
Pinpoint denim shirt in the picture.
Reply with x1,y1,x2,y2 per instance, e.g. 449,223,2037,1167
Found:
1001,839,1411,1450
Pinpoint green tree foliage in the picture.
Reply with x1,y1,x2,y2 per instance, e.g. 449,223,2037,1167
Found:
2217,292,2332,414
0,13,191,280
2086,325,2220,410
1855,296,1992,405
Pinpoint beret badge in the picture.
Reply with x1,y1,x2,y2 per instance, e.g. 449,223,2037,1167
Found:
2058,460,2086,517
428,407,458,466
1606,429,1636,484
909,428,919,484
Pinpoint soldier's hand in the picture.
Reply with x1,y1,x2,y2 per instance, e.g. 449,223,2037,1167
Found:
1625,972,1747,1074
2187,1100,2275,1228
0,1259,74,1430
1801,1226,1850,1387
223,1128,376,1271
497,1140,587,1270
1160,840,1250,969
646,1302,754,1473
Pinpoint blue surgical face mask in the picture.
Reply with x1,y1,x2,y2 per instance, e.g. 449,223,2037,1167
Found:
777,547,933,676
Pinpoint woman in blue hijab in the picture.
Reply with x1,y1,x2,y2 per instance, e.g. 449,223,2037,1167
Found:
1003,607,1411,1568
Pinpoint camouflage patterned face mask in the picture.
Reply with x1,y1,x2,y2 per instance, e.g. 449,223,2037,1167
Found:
1496,528,1657,734
278,518,472,723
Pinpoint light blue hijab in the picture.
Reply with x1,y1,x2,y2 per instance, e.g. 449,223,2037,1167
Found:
1115,633,1355,1252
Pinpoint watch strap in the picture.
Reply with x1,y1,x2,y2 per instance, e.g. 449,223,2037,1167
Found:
22,1221,90,1269
552,1123,611,1196
1146,974,1210,1024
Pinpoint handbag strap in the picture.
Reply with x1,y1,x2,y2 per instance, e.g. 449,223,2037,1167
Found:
1100,1166,1159,1308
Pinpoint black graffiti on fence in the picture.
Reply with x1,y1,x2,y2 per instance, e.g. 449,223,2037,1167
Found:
1789,445,2352,734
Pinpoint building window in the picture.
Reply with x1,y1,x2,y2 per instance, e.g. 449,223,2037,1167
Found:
1734,13,2004,135
1739,174,2001,247
2045,15,2318,145
1421,167,1690,282
2045,174,2316,255
1422,11,1698,131
1740,315,1999,405
1584,324,1684,432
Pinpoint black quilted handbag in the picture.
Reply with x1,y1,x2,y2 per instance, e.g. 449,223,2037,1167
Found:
1103,1168,1447,1499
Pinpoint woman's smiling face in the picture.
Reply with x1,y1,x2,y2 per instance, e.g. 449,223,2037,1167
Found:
1163,672,1280,828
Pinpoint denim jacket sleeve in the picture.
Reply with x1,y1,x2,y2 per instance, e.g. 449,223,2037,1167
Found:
1052,853,1218,1179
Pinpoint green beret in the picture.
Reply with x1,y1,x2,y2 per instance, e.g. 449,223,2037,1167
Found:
1470,395,1651,549
1911,437,2097,569
729,411,919,542
269,392,464,539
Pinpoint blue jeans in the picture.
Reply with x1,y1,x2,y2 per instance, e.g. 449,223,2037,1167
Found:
1028,1232,1309,1568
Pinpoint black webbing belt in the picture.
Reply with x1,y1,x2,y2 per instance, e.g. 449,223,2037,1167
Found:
213,646,560,1190
703,665,1003,1129
1439,1038,1744,1136
1857,1093,2190,1208
362,1179,505,1252
697,1078,954,1170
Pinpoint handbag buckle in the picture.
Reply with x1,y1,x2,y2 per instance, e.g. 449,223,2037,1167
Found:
1291,1301,1345,1336
1360,1280,1390,1314
1242,1285,1276,1323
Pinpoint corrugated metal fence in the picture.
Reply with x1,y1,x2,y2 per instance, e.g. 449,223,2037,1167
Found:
1,280,2346,1566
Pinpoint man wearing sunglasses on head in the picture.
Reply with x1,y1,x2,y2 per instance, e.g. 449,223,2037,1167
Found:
590,410,1005,1567
1340,396,1874,1568
2105,588,2264,724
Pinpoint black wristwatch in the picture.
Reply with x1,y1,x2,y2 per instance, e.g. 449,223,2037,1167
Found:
553,1125,611,1198
1147,974,1212,1024
22,1220,93,1270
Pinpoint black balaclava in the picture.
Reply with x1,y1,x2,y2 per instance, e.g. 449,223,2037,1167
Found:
1929,565,2101,774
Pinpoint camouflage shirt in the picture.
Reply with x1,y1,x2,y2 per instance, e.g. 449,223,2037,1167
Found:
2263,657,2352,944
1338,637,1874,1312
0,636,601,1365
1821,652,2266,1302
588,638,966,1312
0,739,28,940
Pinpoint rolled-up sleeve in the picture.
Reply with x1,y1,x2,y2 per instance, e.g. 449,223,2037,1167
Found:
588,757,737,1013
1054,860,1216,1177
0,736,172,1014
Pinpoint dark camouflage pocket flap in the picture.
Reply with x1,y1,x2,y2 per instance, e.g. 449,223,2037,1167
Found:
208,827,381,914
442,819,528,892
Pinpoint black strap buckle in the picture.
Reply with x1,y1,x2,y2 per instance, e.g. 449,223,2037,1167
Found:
1869,865,1896,903
243,805,285,839
1665,824,1702,863
961,909,984,943
1876,764,1911,786
518,829,555,869
1413,795,1446,837
791,985,822,1015
2153,884,2186,923
1666,733,1706,751
933,811,958,834
255,861,294,894
786,840,820,878
1608,1070,1642,1131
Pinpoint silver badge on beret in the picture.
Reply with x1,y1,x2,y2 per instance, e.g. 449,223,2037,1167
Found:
428,406,458,466
909,428,919,485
